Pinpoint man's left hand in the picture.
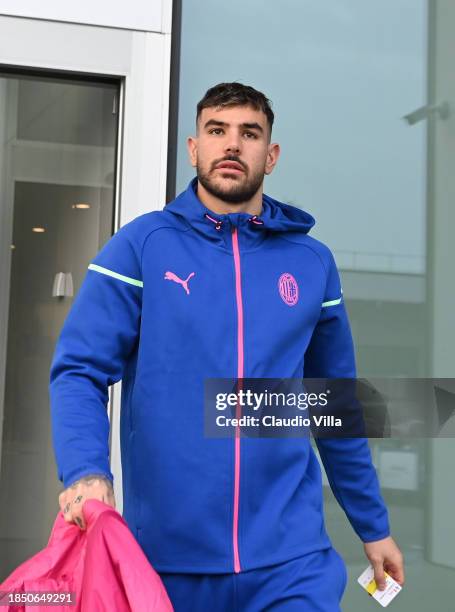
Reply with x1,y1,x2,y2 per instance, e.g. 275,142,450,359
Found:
363,536,404,591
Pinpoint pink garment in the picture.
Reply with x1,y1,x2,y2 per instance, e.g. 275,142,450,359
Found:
0,499,173,611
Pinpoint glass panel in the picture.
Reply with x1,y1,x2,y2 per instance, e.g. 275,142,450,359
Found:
0,72,119,579
173,1,455,609
16,76,117,147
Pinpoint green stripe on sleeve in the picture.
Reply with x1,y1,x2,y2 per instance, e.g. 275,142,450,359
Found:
322,296,342,308
88,264,143,288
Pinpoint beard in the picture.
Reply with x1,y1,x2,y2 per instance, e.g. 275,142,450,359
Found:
197,159,265,204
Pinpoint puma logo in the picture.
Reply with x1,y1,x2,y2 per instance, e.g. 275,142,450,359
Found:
164,271,195,295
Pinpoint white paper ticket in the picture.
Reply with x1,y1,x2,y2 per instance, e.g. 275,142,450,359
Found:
357,565,402,607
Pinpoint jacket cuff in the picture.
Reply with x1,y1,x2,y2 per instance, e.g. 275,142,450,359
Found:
359,527,391,544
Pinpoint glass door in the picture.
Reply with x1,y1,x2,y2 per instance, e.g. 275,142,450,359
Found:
0,71,121,579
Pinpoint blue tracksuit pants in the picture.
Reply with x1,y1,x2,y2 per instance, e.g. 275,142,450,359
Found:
159,547,348,611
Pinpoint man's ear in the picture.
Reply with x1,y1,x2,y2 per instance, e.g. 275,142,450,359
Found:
187,136,198,168
265,142,281,176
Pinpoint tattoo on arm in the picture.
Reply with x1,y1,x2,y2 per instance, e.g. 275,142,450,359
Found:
69,474,113,490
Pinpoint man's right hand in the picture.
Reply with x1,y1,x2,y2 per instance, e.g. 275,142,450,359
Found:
58,474,116,530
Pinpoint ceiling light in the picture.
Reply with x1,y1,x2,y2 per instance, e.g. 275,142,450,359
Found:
32,227,46,233
72,203,91,209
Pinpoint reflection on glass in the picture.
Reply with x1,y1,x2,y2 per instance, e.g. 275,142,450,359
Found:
174,1,455,609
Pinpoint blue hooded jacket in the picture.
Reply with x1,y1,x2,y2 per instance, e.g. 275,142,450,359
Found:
50,177,390,573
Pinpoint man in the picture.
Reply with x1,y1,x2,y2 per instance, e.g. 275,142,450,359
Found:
51,82,404,610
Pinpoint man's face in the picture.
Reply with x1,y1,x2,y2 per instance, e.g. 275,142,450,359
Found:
187,105,280,204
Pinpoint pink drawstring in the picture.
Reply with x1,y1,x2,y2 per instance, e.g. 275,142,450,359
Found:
205,212,264,230
248,215,264,225
204,213,222,231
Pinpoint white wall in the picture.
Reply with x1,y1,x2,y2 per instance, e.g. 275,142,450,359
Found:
0,0,172,33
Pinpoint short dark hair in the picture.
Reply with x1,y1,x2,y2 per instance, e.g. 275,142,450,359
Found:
196,82,274,137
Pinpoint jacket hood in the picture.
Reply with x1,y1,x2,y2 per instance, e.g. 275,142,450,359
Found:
261,193,316,234
165,178,315,247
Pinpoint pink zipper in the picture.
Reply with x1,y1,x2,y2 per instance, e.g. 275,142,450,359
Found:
231,226,243,574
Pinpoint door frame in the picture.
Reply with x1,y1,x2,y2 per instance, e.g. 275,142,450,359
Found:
0,13,173,512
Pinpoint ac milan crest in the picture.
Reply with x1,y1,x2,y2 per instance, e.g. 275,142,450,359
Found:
278,273,299,306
